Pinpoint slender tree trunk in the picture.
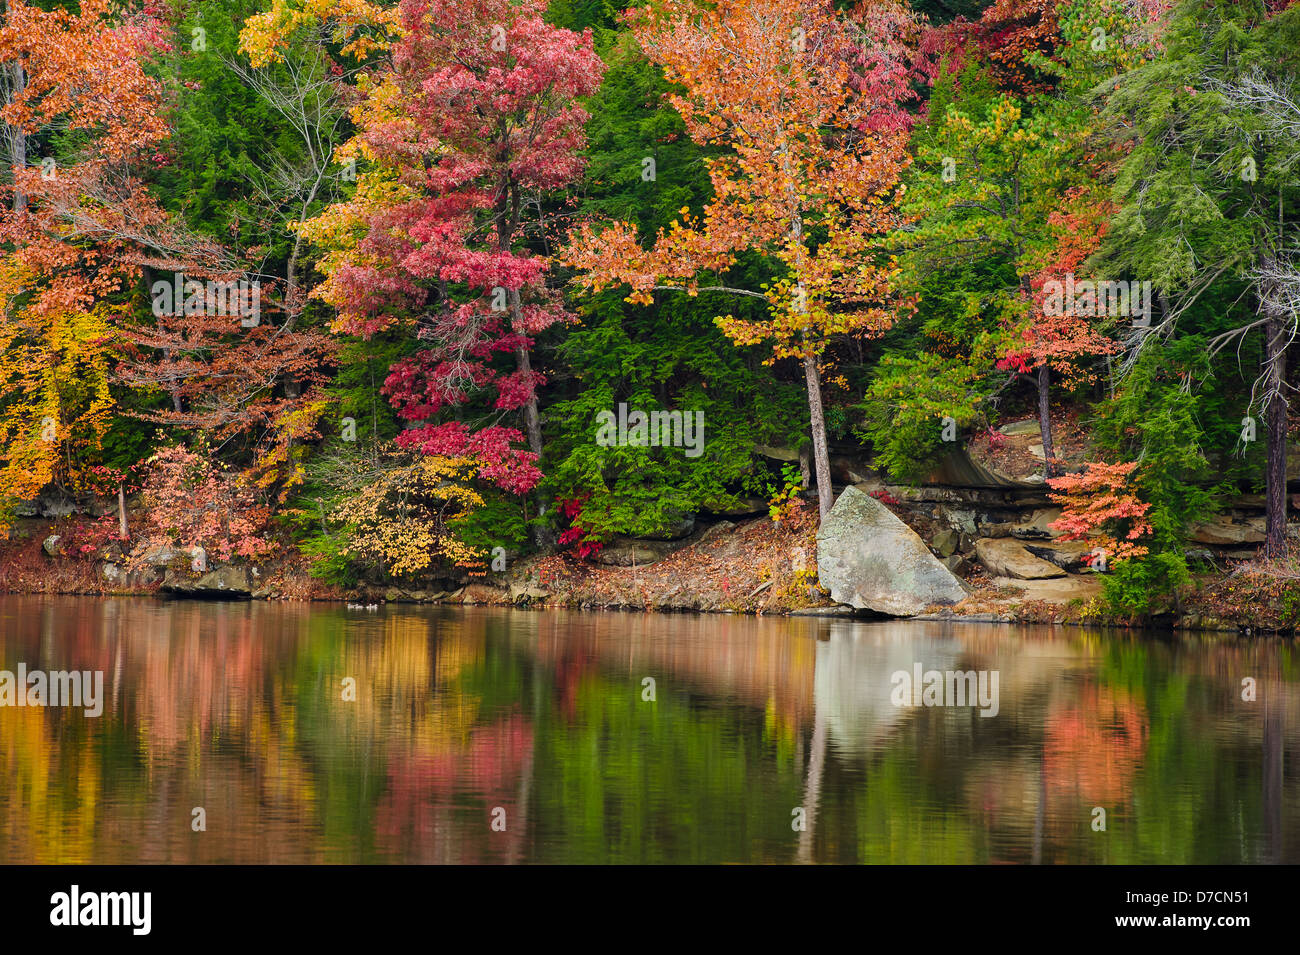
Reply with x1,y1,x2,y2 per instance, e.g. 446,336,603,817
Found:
498,181,550,545
1263,312,1288,558
777,141,833,521
510,289,543,456
282,235,303,399
803,353,833,521
117,482,128,540
496,177,543,459
167,347,183,413
7,60,25,214
1037,364,1055,478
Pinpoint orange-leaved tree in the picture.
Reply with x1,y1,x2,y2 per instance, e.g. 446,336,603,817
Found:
563,0,921,520
1047,460,1152,566
0,0,170,529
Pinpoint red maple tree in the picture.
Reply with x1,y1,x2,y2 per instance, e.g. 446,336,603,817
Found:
302,0,604,498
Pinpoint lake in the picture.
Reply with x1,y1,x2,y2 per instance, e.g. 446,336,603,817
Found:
0,596,1295,863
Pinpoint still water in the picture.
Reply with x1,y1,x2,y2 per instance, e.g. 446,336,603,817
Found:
0,596,1295,864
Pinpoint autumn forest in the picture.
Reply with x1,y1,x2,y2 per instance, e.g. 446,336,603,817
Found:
2,0,1300,627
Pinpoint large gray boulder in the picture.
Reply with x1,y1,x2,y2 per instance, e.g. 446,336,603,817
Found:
817,486,969,616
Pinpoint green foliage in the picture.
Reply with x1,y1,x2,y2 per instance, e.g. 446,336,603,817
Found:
1102,551,1193,618
150,2,286,246
1093,332,1258,530
856,352,988,483
298,528,361,587
1100,0,1300,294
543,35,803,538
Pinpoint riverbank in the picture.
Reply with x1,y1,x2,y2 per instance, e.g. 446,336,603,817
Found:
1,501,1282,633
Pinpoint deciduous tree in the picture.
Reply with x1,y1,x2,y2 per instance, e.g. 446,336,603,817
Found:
565,0,921,520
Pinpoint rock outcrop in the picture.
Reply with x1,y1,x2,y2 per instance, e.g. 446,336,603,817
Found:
973,538,1066,579
162,565,254,598
1188,517,1265,546
817,486,969,616
989,574,1102,605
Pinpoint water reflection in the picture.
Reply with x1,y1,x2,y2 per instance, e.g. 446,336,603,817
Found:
0,597,1295,863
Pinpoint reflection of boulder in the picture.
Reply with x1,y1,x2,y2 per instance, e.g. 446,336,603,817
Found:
817,487,969,617
812,625,962,758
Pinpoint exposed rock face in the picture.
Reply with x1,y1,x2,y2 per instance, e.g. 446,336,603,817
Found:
453,583,509,604
989,574,1102,604
42,535,61,556
594,539,678,567
508,583,550,603
594,521,736,567
998,419,1041,436
817,486,969,616
639,512,696,541
1009,508,1063,540
1022,539,1093,571
929,527,959,558
141,545,179,567
704,497,767,518
1188,517,1265,546
162,565,253,598
38,497,77,518
924,445,1044,489
973,538,1066,579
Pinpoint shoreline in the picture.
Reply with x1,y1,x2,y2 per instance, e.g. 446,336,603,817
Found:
0,583,1252,635
0,500,1281,635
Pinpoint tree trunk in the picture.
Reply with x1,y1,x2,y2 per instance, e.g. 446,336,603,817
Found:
497,186,542,459
1037,364,1055,478
282,234,302,398
803,353,834,521
7,60,25,214
509,289,540,457
1263,312,1288,558
509,287,550,546
117,482,128,540
777,141,832,521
